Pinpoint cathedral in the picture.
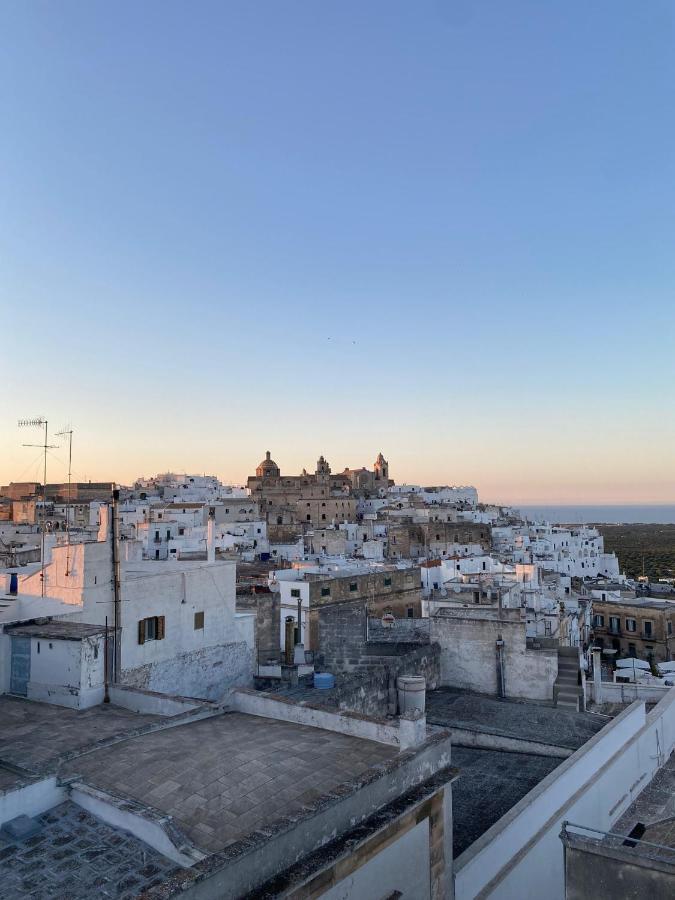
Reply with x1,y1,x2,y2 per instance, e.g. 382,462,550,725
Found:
247,452,391,526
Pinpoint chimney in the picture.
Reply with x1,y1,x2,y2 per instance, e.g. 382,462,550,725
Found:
98,504,111,543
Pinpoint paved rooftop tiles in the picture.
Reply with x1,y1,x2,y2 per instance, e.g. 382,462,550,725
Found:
0,801,183,899
62,712,398,854
0,695,163,774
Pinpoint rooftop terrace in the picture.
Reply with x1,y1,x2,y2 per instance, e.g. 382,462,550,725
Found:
61,712,398,854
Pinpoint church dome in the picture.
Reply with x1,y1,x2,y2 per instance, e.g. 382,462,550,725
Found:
256,451,280,478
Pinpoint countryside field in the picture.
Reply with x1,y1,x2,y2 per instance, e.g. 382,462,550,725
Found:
597,524,675,580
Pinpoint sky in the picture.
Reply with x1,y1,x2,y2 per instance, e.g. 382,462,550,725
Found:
1,1,674,504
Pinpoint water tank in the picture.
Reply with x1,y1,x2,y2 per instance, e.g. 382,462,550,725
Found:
314,672,336,690
397,675,426,714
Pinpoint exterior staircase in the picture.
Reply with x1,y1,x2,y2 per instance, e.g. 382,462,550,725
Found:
554,647,583,711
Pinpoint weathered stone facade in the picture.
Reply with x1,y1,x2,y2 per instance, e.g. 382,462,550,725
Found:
247,451,389,525
120,640,254,700
236,589,281,664
388,521,491,558
307,567,423,651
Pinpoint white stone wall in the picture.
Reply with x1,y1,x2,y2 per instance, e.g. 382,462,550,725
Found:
431,611,558,701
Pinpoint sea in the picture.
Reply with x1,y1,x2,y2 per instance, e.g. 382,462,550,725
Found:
516,505,675,525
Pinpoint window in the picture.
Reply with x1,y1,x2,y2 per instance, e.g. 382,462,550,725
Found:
349,582,357,592
384,577,392,586
321,587,331,597
178,527,184,536
290,588,301,598
628,643,637,658
609,616,620,633
669,622,673,636
194,611,204,630
321,514,326,521
626,618,636,633
407,607,414,618
306,514,311,521
644,621,653,638
594,614,605,627
138,616,165,644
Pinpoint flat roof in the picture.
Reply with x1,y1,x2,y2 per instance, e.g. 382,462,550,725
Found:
60,712,398,854
0,801,183,897
452,747,561,857
606,751,675,855
5,621,106,641
0,696,164,775
426,688,606,751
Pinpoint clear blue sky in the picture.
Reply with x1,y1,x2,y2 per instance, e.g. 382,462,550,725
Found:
1,1,674,503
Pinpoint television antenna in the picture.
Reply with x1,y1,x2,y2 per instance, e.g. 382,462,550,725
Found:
18,418,59,596
56,426,74,575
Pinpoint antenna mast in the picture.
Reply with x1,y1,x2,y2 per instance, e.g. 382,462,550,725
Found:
56,427,74,575
18,417,58,596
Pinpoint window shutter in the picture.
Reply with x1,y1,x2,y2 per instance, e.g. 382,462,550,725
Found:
138,620,145,645
157,616,165,640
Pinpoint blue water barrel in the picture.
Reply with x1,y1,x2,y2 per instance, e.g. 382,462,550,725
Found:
9,573,18,595
314,672,335,690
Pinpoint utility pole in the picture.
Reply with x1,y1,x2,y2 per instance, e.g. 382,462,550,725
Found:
111,485,122,681
56,427,73,575
18,418,58,596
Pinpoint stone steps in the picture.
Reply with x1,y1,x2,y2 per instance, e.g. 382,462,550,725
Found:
555,648,581,711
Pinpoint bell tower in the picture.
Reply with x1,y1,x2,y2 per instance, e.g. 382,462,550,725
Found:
315,455,331,483
374,452,388,482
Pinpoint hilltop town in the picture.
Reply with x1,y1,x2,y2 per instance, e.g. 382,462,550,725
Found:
1,452,674,899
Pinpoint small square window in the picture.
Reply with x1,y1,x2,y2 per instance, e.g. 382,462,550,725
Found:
321,587,331,597
384,577,392,587
194,611,204,630
349,582,357,592
291,588,300,598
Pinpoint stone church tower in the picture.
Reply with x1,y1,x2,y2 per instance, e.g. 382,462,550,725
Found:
374,452,389,483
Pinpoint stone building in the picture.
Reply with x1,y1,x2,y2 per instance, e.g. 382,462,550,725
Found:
247,451,389,526
387,521,491,559
591,597,675,663
307,566,423,652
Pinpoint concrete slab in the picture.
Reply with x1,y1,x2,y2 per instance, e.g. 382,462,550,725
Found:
426,688,606,750
452,747,561,857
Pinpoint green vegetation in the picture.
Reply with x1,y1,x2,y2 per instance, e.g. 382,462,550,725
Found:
597,524,675,581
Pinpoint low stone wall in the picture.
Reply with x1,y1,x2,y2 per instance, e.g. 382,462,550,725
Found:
329,643,441,718
588,680,673,705
367,617,430,643
108,685,204,717
232,688,427,748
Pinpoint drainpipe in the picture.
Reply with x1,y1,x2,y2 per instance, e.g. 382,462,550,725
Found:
496,635,506,698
